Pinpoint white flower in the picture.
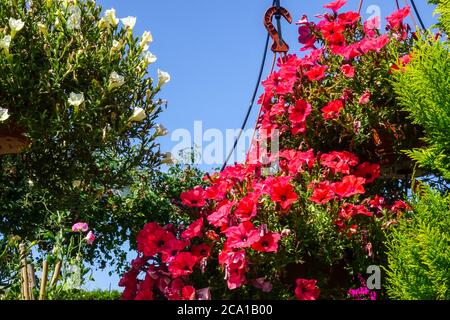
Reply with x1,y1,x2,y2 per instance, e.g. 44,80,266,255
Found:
161,152,175,165
108,71,125,89
37,22,47,35
121,16,136,30
157,69,170,87
9,18,25,34
142,51,157,65
111,39,121,51
0,35,11,51
68,92,85,107
99,8,119,29
139,31,153,50
128,107,146,123
155,124,168,137
0,107,10,122
67,5,81,30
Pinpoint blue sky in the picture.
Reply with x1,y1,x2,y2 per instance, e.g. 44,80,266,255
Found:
89,0,437,291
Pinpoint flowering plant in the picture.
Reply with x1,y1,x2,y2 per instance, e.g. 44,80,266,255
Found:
119,2,420,300
0,0,169,269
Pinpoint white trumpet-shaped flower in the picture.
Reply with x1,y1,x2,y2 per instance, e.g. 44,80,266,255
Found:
0,35,11,51
142,51,157,65
139,31,153,50
68,92,85,107
99,8,119,29
121,16,136,30
9,18,25,35
108,72,125,90
155,124,169,137
157,69,170,87
129,107,147,123
0,107,10,122
161,152,175,165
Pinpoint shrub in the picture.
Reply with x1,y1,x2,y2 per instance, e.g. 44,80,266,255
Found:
0,0,168,267
385,189,450,300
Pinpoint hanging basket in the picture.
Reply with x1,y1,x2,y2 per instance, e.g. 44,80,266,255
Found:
0,125,30,155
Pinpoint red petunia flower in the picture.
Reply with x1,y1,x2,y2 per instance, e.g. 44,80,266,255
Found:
298,24,317,50
310,181,335,204
207,200,233,229
219,250,247,290
332,175,366,198
339,203,373,221
364,16,380,37
252,232,281,253
359,34,390,53
322,99,345,120
161,239,189,263
289,99,312,124
269,177,299,210
295,279,321,300
320,151,359,174
341,64,355,78
391,200,411,213
181,218,204,240
320,21,346,45
369,195,385,212
338,11,360,25
304,65,328,81
386,6,410,30
181,186,206,207
223,221,260,249
234,193,259,222
354,162,381,183
168,252,198,278
358,91,371,105
182,286,196,300
191,243,211,260
137,222,175,257
323,0,348,13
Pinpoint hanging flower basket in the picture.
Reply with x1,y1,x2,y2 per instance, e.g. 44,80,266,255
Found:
0,124,29,155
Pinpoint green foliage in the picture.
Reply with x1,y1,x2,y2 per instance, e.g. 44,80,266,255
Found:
0,0,167,267
385,189,450,300
429,0,450,35
46,288,121,300
393,36,450,179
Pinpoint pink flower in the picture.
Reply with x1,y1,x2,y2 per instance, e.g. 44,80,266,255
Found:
251,232,281,253
72,222,89,233
322,99,344,120
341,64,355,78
323,0,347,13
196,288,212,300
168,252,198,278
181,218,203,240
252,278,273,293
304,65,327,81
85,231,95,245
289,99,312,124
223,221,260,249
338,11,360,25
180,186,206,207
295,279,320,300
358,91,371,105
386,6,411,29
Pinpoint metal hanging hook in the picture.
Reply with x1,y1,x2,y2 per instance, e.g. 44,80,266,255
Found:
264,4,292,53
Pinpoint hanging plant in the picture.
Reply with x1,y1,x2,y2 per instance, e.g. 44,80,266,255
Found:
119,2,420,300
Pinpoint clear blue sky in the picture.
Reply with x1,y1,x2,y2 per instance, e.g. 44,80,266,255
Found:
89,0,437,291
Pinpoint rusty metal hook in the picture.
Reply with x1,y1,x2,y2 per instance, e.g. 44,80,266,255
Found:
264,6,292,54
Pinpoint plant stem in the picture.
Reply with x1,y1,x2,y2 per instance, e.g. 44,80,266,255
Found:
50,260,62,287
19,244,30,300
39,260,49,300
